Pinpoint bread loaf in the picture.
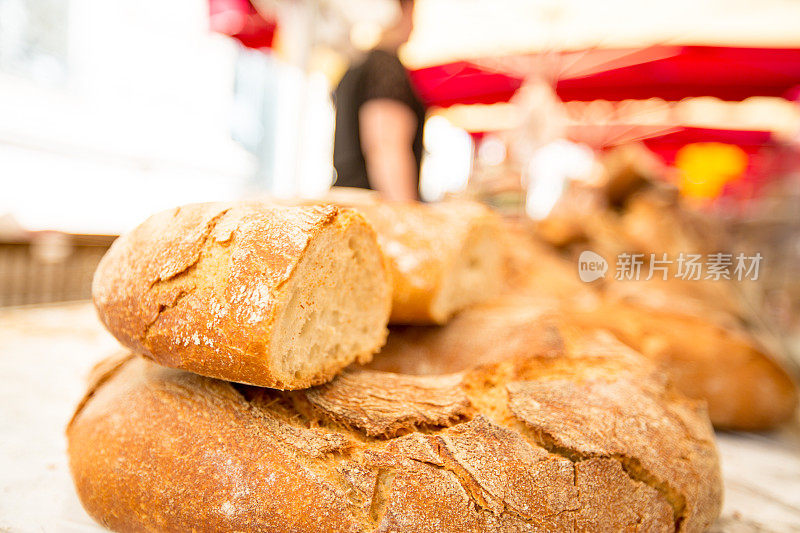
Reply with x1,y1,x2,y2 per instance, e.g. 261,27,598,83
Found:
376,293,798,431
366,298,566,376
571,297,799,431
323,189,506,324
502,224,798,430
68,329,722,532
92,202,392,389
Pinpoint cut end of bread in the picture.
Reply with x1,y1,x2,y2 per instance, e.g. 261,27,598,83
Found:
91,202,392,390
429,218,504,324
271,211,391,388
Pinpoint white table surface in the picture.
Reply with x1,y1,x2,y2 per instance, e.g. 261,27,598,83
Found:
1,303,798,533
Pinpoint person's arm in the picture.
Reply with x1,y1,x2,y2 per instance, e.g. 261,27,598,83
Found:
359,98,419,202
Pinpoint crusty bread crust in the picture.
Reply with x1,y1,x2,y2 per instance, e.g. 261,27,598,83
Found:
572,297,799,431
321,189,506,324
68,328,721,532
92,202,392,389
502,224,799,431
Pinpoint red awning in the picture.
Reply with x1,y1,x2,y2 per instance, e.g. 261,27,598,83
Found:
409,46,800,107
409,62,523,108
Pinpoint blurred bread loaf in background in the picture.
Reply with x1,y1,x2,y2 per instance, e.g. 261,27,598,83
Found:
322,188,508,324
502,220,798,431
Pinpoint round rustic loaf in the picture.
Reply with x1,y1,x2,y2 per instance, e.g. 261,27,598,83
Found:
68,324,722,532
92,202,392,389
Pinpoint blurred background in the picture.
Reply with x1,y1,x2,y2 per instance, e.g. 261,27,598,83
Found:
1,0,800,355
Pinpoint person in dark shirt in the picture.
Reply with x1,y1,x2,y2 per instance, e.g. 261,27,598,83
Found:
333,0,425,201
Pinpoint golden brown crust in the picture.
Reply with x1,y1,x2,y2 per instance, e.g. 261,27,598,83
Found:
367,300,567,375
302,370,473,437
68,329,722,533
92,202,391,389
570,298,799,431
322,190,506,324
502,224,798,431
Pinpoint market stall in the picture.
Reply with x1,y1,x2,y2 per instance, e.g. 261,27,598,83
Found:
1,1,799,532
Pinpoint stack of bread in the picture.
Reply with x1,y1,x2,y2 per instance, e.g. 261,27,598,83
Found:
69,196,739,532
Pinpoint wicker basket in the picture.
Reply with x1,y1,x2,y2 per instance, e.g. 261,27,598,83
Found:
0,233,116,307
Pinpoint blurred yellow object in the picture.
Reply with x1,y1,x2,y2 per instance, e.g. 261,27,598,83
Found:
675,142,747,200
309,46,349,86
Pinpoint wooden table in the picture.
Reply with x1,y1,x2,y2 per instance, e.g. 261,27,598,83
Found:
1,303,798,532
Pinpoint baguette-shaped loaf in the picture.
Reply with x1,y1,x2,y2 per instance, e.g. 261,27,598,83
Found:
324,189,506,324
92,202,392,389
68,332,721,532
571,296,799,431
502,226,798,431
